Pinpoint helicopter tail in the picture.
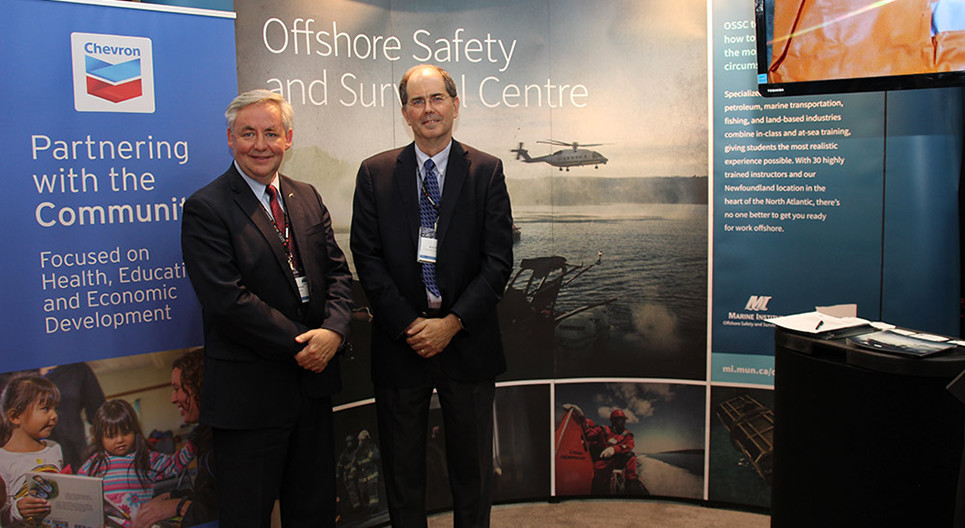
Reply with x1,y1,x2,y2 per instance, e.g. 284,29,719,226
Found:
511,142,531,161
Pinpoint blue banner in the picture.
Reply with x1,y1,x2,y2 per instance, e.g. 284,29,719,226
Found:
711,0,884,367
1,0,237,371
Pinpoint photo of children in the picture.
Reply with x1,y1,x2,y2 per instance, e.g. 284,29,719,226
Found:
79,399,196,526
0,349,216,528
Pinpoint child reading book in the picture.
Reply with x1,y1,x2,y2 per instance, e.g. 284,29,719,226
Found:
79,399,196,526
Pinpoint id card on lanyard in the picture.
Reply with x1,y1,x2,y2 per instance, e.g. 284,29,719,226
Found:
294,270,310,303
282,229,310,304
418,225,437,263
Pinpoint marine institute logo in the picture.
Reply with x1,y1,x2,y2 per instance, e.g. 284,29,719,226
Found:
71,33,155,113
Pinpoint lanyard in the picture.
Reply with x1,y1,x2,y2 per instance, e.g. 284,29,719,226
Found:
262,205,300,273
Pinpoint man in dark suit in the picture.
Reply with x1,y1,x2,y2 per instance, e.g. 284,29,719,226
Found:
181,90,352,527
351,64,514,527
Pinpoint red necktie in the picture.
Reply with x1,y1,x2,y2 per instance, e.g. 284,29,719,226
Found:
265,184,286,236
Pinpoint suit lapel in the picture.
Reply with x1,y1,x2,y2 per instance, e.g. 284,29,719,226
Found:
437,141,467,246
227,167,298,296
393,144,421,248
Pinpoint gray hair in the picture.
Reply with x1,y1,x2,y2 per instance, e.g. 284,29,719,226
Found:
225,89,294,131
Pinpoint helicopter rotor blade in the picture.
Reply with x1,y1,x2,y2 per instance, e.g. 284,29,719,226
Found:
538,139,573,147
537,140,609,150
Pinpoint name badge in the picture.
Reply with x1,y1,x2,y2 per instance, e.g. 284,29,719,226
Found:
295,275,310,303
418,226,437,263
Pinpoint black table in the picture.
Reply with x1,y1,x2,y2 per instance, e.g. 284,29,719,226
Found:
772,326,965,527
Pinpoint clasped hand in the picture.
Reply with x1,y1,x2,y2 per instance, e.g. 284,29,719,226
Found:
406,315,461,358
294,328,342,372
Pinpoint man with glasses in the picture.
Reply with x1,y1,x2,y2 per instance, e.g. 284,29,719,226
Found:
351,64,514,528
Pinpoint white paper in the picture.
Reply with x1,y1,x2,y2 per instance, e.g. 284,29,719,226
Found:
768,310,869,334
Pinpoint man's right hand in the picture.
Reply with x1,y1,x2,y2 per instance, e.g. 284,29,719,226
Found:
405,315,461,358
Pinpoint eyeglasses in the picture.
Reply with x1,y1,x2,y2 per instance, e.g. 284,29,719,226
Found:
406,94,450,109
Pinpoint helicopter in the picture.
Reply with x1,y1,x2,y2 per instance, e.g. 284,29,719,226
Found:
511,140,609,171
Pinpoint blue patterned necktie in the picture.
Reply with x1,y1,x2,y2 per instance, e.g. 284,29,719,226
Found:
420,158,441,297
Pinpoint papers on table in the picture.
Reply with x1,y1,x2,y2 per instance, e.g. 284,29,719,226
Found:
770,304,960,356
768,305,869,334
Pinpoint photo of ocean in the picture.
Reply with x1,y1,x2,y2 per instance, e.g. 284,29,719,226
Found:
501,203,708,381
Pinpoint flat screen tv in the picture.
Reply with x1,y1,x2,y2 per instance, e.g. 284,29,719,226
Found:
756,0,965,97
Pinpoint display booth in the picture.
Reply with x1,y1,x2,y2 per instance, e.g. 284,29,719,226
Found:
0,0,962,526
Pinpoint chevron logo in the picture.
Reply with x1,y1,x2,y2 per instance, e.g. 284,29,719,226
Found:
72,33,155,113
85,55,143,103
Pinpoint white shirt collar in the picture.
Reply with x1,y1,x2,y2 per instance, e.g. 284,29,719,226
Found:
414,141,452,178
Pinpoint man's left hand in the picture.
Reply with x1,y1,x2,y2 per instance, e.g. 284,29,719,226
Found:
406,314,462,358
295,328,343,372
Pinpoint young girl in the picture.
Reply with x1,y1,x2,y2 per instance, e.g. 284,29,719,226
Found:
79,399,196,527
0,375,63,526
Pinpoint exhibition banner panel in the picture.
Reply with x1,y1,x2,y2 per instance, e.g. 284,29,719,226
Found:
234,0,710,403
1,0,237,371
713,0,875,382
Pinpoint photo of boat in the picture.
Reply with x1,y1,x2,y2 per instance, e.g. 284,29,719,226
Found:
498,253,615,379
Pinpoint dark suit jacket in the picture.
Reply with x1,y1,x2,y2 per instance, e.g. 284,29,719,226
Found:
181,164,353,429
351,141,513,387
